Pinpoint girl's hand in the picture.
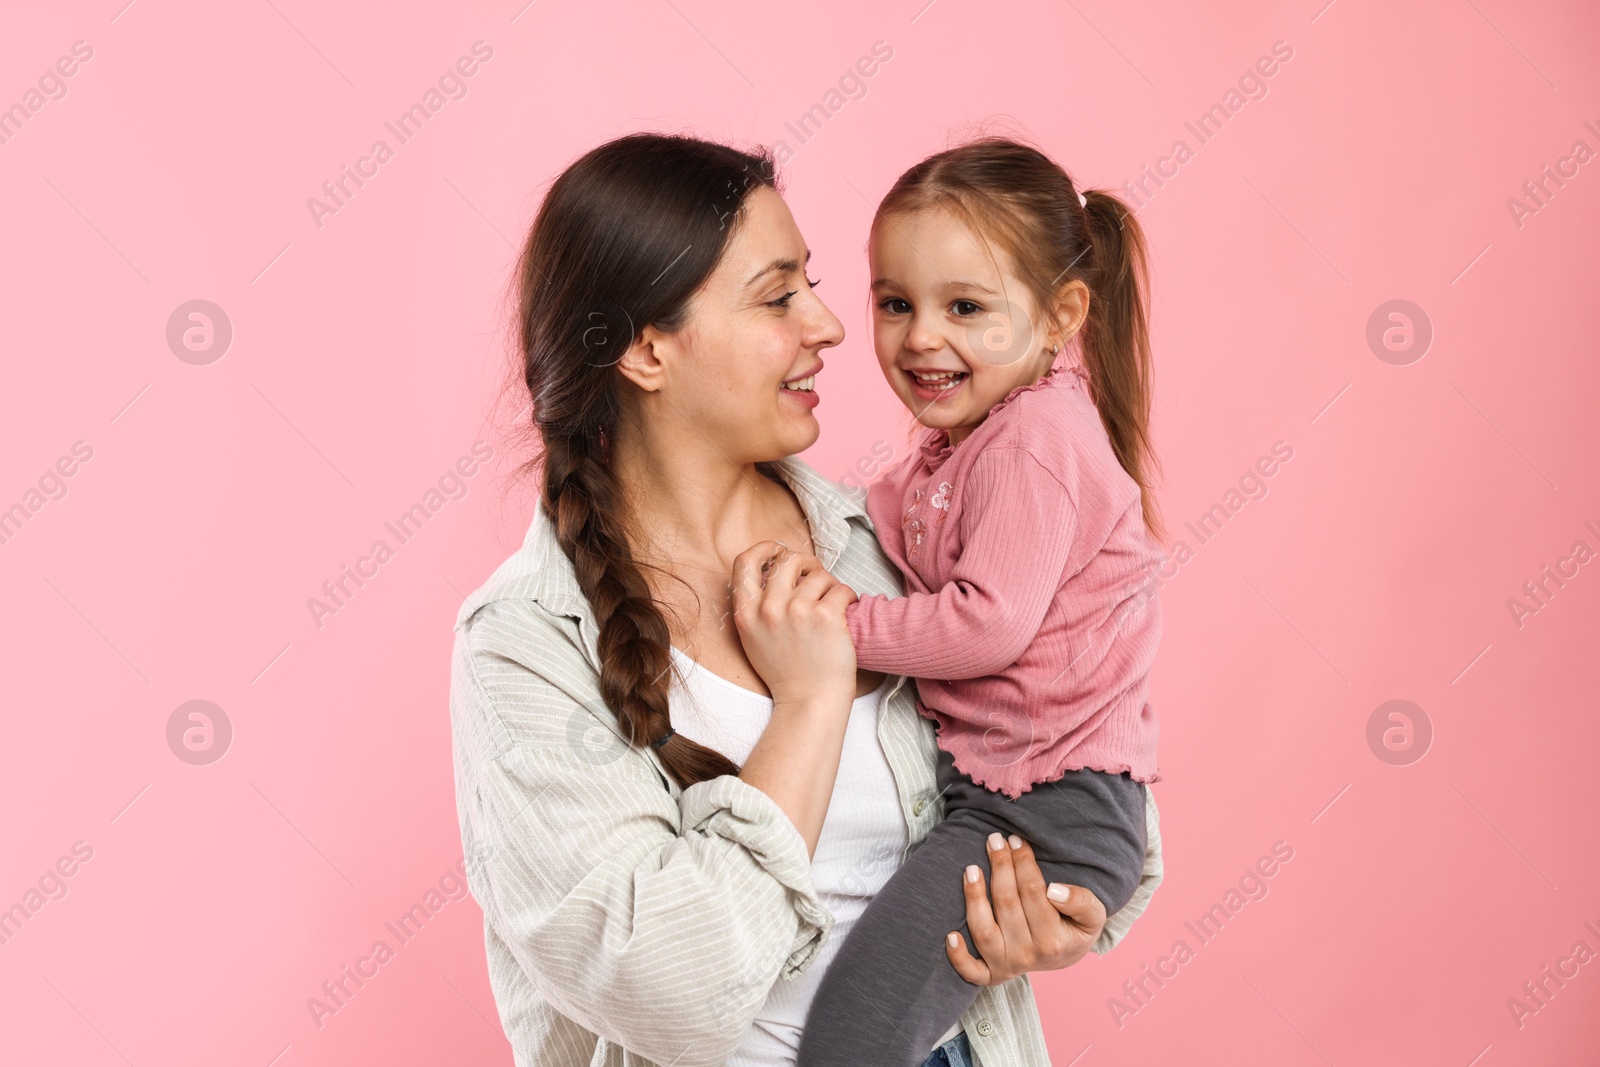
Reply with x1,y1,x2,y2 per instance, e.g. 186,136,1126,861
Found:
730,541,859,707
946,833,1108,984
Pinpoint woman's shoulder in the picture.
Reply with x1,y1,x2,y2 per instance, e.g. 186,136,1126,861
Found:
449,505,607,730
454,504,591,635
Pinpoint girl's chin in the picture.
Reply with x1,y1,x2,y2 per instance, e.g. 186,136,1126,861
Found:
898,394,970,431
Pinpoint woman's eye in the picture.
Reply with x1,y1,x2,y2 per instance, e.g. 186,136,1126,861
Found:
806,276,822,288
951,299,982,316
767,290,799,308
878,298,910,315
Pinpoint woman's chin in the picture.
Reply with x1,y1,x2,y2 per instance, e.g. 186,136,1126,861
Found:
759,406,819,457
779,416,821,457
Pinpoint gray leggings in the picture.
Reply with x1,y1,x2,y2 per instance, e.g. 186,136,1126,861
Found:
796,743,1148,1067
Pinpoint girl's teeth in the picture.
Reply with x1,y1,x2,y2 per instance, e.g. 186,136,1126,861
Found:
911,370,964,389
782,375,814,391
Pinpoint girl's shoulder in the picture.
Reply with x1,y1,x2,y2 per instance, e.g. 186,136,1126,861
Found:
981,366,1106,472
977,366,1148,517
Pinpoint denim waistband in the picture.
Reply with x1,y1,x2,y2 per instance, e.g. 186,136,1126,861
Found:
918,1030,973,1067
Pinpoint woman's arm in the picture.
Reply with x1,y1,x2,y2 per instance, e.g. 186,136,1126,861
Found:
452,603,842,1067
730,542,861,857
945,788,1166,982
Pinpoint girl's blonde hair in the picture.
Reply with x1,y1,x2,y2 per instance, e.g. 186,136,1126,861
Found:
875,137,1164,542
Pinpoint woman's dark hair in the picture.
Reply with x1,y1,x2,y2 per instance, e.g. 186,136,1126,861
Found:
876,137,1164,542
515,133,775,788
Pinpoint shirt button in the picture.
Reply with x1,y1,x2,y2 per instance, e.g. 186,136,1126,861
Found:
912,798,926,816
975,1020,994,1037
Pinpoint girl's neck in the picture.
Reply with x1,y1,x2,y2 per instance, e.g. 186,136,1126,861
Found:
943,367,1052,448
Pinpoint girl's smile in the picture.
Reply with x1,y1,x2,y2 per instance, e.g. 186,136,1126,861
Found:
869,206,1073,446
903,366,969,403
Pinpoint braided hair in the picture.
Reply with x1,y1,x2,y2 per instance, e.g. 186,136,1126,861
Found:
516,134,777,787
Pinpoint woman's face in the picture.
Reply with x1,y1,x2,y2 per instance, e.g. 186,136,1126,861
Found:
637,186,844,464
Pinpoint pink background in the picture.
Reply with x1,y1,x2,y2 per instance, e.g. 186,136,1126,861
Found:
2,0,1597,1064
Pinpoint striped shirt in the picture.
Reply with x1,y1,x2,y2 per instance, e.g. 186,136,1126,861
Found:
449,456,1166,1067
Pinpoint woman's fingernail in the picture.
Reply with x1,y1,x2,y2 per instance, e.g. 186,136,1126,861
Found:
966,865,981,884
1047,884,1069,902
1008,834,1022,850
948,932,960,947
988,832,1004,851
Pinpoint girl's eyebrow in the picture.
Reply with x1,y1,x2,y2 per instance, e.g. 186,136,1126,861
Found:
940,279,1000,295
871,277,999,295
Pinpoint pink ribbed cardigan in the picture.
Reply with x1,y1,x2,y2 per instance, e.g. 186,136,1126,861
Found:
846,365,1163,799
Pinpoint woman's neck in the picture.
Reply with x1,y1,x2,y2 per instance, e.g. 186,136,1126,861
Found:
610,425,811,570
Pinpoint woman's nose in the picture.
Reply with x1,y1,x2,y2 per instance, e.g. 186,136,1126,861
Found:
804,293,846,350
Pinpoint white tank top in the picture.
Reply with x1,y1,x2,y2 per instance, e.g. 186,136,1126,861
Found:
667,648,960,1065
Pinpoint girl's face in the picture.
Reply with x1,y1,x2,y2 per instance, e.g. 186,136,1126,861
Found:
869,206,1066,446
634,186,844,464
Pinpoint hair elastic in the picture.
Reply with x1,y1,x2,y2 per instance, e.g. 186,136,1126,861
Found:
652,728,676,749
1078,190,1088,208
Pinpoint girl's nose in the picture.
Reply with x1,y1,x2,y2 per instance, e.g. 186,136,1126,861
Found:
905,314,943,353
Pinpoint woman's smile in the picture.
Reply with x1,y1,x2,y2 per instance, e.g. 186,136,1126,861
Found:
781,364,822,409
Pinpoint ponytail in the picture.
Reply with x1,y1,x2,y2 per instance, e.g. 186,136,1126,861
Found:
1079,189,1164,542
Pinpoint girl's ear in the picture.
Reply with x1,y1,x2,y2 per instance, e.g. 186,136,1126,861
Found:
616,325,670,393
1049,280,1092,347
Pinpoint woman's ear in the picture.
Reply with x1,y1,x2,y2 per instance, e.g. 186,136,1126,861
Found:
616,325,670,393
1049,280,1091,348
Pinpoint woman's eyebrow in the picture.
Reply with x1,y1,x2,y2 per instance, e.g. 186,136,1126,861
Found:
744,249,811,288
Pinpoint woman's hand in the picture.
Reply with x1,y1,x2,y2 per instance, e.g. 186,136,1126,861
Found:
946,833,1108,985
730,541,859,707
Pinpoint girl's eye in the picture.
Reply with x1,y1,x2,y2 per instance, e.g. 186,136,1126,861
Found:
951,299,982,316
878,298,911,315
806,276,822,288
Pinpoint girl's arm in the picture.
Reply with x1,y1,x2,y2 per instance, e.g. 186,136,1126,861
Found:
451,603,839,1067
848,447,1075,679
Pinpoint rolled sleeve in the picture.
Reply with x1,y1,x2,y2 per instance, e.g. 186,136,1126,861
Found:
453,617,832,1067
678,774,835,977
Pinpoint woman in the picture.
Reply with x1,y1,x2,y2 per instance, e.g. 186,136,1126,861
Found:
449,133,1165,1067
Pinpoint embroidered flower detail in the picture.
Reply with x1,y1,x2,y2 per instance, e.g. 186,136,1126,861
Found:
929,481,954,524
903,488,927,555
906,516,927,554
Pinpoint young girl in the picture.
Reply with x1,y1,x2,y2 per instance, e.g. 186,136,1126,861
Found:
795,138,1164,1067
